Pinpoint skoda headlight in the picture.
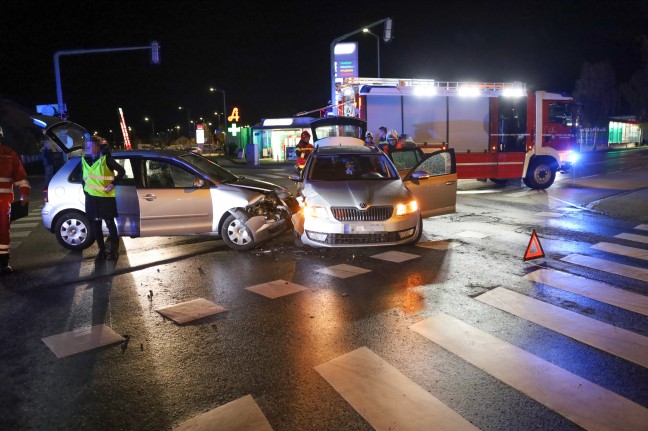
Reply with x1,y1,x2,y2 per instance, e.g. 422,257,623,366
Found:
395,200,418,216
303,205,329,219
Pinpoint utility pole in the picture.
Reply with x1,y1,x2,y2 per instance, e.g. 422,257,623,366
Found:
54,41,160,119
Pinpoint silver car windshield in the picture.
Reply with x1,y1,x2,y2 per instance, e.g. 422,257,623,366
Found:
179,153,239,183
308,153,398,181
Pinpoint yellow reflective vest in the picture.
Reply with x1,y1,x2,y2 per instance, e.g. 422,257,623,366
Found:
82,155,115,197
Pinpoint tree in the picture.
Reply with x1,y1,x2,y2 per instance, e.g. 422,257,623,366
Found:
573,61,618,128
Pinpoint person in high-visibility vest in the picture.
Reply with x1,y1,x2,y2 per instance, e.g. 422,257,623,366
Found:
295,130,314,173
0,126,30,274
82,136,125,260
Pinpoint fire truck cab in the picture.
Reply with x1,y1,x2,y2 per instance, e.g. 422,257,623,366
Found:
336,78,580,189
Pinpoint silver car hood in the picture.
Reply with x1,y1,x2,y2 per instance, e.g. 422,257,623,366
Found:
302,180,411,208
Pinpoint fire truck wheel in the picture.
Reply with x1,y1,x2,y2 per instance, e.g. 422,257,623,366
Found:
523,160,556,189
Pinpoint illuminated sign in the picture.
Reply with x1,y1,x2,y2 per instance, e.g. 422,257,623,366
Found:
196,124,205,144
263,118,294,127
228,123,241,137
227,108,240,122
334,42,358,84
118,107,132,150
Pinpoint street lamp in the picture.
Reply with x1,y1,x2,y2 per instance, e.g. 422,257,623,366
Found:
178,106,192,139
363,28,380,78
209,87,227,133
144,116,155,138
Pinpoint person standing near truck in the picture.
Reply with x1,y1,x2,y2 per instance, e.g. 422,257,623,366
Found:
295,130,314,174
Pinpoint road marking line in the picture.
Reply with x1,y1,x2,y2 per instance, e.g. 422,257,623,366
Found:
615,233,648,244
371,250,420,262
316,264,371,278
156,298,227,324
561,254,648,282
20,216,41,221
457,189,502,194
592,242,648,261
504,190,535,198
417,240,459,250
410,313,648,430
581,174,600,178
634,224,648,231
476,287,648,368
42,324,124,358
173,395,272,431
315,347,478,431
10,222,39,228
245,279,307,299
455,231,489,239
525,268,648,317
534,212,563,217
9,231,30,238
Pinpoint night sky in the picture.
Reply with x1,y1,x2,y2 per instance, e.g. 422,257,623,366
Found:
2,0,647,138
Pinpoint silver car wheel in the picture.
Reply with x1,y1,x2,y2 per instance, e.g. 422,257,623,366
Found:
54,212,95,251
221,214,256,251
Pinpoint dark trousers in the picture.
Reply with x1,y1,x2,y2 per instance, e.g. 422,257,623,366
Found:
92,218,118,251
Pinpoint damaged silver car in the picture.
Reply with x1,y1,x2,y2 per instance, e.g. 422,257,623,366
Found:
33,115,297,251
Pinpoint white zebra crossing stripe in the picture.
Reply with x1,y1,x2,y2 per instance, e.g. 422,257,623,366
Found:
635,224,648,231
615,232,648,244
172,395,272,431
10,222,39,228
410,313,648,430
315,347,479,431
9,231,30,238
592,242,648,261
561,254,648,282
525,269,648,317
476,287,648,368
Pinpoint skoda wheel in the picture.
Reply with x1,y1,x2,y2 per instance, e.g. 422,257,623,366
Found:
221,214,256,251
54,211,95,251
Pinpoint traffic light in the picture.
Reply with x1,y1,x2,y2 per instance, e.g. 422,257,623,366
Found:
151,41,160,64
383,19,393,42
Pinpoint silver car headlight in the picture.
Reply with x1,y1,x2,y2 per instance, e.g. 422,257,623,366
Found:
395,200,418,216
303,205,329,219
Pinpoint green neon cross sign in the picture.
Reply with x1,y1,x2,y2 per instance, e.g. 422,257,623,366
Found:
228,123,241,136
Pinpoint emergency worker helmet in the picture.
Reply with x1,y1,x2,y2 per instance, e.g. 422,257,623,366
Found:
387,130,398,143
301,130,311,140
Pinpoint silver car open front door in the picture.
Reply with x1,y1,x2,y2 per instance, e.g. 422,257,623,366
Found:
402,149,457,218
137,159,213,236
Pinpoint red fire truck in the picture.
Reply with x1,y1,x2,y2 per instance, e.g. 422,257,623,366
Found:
336,78,580,189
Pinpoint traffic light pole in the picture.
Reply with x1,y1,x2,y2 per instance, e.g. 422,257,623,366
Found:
54,41,160,119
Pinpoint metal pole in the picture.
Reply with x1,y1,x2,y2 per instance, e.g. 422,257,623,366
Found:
376,35,381,78
54,44,156,119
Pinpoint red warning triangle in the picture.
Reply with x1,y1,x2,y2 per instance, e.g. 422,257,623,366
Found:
524,229,545,261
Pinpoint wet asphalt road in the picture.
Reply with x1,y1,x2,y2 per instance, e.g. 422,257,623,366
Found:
1,148,647,430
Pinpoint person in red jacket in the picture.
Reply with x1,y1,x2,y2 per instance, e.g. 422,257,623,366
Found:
0,126,30,274
295,130,314,174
